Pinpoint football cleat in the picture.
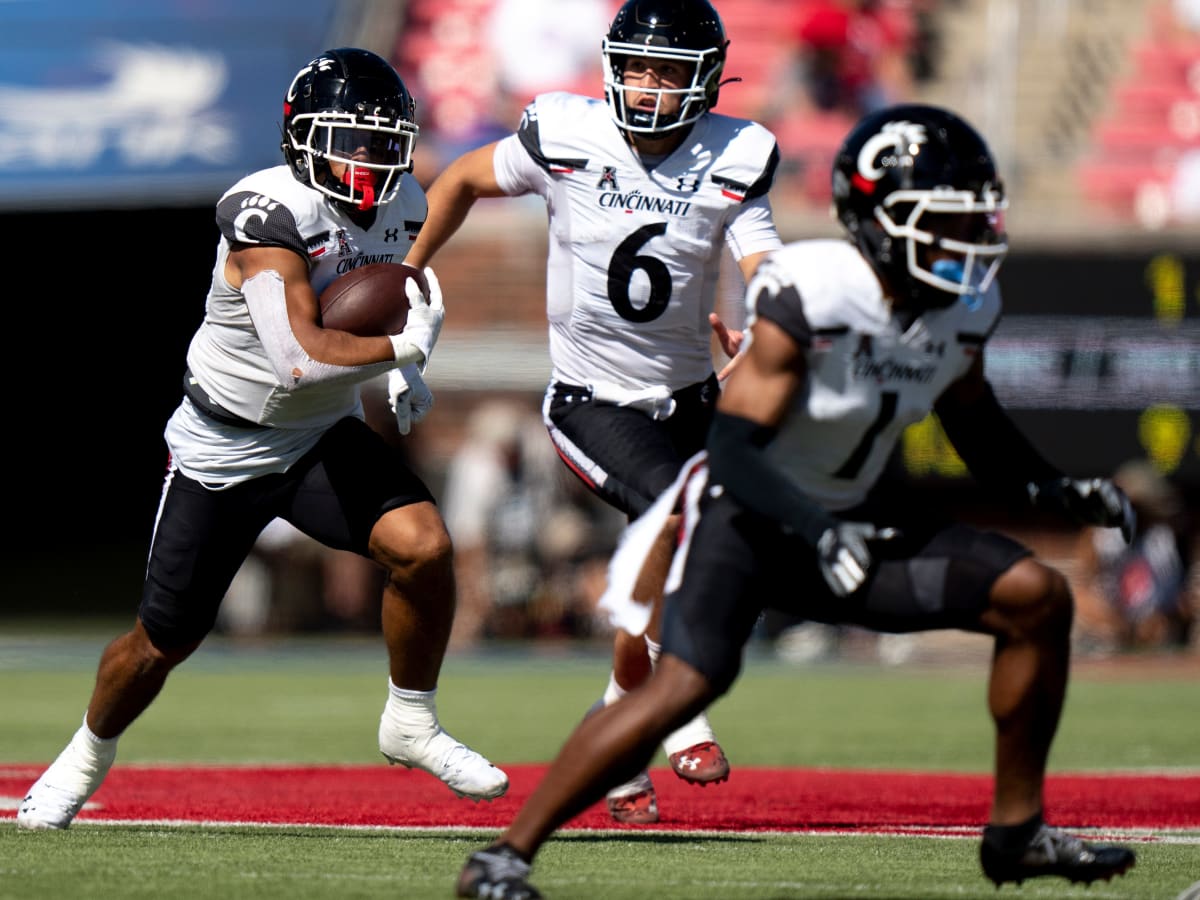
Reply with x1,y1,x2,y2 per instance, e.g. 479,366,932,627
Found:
980,824,1137,887
17,734,115,830
668,740,730,785
605,771,659,825
661,709,731,785
456,844,542,899
381,725,508,801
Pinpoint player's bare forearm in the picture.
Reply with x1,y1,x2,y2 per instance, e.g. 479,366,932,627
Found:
408,143,506,266
718,318,803,426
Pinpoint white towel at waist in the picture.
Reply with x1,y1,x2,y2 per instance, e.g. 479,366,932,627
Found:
588,380,677,421
599,450,708,636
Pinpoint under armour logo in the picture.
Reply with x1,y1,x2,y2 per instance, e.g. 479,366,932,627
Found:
676,174,701,192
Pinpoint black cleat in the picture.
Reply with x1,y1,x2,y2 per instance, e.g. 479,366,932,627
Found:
980,824,1136,887
456,844,543,899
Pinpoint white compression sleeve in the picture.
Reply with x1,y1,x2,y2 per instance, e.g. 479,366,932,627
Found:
243,269,395,389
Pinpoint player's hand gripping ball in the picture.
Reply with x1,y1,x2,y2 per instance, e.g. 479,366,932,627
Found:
318,263,429,336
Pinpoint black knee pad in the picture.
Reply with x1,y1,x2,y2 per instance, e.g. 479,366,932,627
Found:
139,577,219,649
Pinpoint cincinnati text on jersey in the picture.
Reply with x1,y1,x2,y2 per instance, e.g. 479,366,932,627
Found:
335,253,400,275
853,357,937,384
597,189,693,217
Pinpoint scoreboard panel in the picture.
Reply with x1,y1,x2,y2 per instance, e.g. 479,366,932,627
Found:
901,250,1200,490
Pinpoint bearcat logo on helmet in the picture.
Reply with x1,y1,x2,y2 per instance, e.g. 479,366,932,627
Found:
285,55,337,108
831,103,1009,311
852,120,928,195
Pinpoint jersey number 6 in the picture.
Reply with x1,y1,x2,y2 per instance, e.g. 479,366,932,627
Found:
607,223,671,323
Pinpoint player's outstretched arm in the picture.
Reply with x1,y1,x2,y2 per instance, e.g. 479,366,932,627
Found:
407,142,508,268
935,354,1135,543
934,353,1062,495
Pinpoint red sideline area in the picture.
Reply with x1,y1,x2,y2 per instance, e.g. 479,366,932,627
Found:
4,765,1199,831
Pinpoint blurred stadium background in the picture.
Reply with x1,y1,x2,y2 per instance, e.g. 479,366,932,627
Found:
1,0,1196,661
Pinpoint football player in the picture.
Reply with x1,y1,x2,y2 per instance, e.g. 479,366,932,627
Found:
406,0,783,824
455,104,1139,898
17,48,508,832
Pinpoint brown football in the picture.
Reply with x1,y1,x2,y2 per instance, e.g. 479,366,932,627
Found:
318,263,428,336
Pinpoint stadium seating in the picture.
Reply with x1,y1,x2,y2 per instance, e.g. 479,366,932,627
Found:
1077,2,1200,226
392,0,882,209
771,108,857,207
393,0,509,155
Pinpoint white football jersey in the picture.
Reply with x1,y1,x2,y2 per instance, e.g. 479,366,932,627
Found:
493,92,782,390
166,165,426,485
747,240,1003,511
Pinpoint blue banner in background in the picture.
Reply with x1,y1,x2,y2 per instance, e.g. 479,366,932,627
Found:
0,0,338,210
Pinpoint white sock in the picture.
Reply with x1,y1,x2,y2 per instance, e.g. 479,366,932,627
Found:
662,712,716,756
645,637,662,669
74,713,117,764
642,643,720,756
604,634,660,706
382,680,440,734
602,672,626,707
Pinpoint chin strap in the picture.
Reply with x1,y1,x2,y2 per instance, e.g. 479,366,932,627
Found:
343,166,376,210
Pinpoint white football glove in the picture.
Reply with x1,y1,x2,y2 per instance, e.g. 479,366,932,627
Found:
387,364,434,436
1028,477,1136,543
816,522,899,597
388,266,444,369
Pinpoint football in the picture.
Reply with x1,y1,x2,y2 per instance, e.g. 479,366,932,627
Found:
318,263,428,336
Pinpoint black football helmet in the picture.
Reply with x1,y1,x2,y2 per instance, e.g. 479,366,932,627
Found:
831,103,1008,311
602,0,728,137
281,48,418,211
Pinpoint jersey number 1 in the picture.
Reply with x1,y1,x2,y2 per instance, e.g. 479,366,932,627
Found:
834,391,898,479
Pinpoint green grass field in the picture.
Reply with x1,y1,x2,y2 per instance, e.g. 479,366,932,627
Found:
2,628,1197,899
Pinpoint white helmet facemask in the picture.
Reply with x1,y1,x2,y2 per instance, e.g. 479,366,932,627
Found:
286,111,417,210
875,187,1009,300
602,41,722,135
